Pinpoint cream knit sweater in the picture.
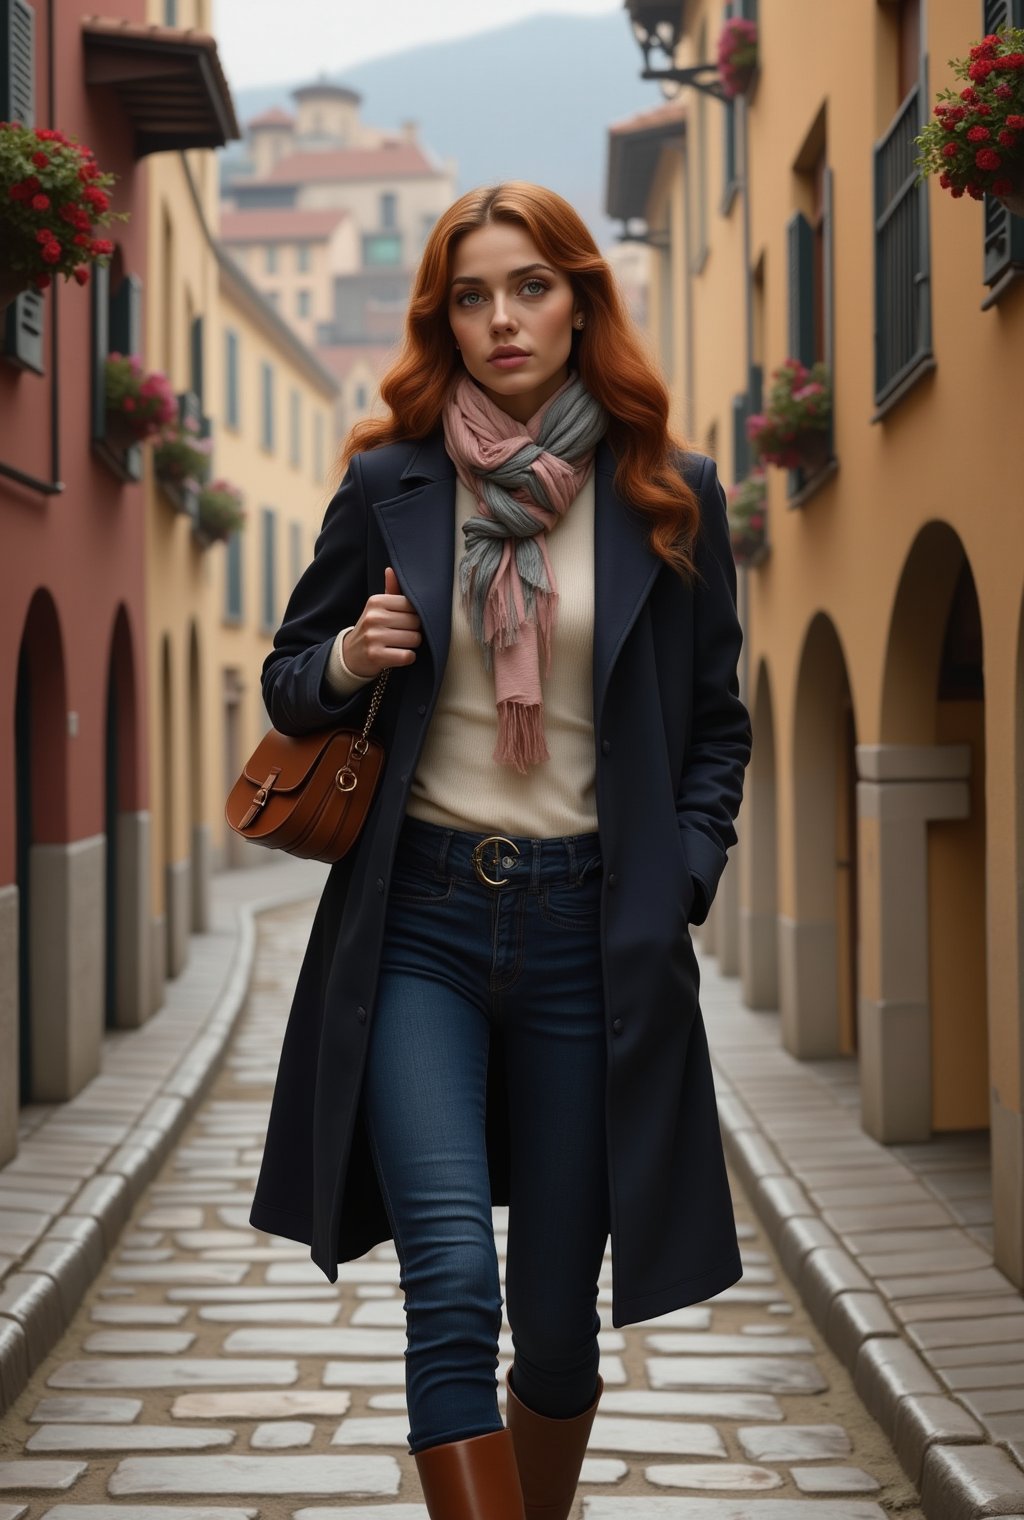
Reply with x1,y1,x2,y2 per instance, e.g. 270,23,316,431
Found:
323,469,599,838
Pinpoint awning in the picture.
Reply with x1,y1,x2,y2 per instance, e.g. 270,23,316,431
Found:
82,16,240,157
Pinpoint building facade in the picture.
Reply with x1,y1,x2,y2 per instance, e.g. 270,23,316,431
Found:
0,0,235,1162
611,0,1024,1288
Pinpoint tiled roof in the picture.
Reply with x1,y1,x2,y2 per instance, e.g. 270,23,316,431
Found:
249,106,294,129
219,208,349,243
265,143,438,183
315,343,395,381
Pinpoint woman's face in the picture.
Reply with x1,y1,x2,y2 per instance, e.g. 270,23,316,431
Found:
448,221,582,424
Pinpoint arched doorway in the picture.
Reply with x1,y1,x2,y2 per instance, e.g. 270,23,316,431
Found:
782,613,858,1058
865,523,985,1142
14,590,70,1101
104,606,148,1027
742,658,780,1010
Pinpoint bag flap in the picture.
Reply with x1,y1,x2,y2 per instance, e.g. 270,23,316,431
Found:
242,727,342,793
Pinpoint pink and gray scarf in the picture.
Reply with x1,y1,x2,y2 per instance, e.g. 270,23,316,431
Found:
440,369,609,773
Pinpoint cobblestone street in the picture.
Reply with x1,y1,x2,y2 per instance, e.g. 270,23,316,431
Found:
0,897,925,1517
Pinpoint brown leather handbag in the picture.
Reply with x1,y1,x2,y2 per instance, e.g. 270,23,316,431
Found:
224,668,390,865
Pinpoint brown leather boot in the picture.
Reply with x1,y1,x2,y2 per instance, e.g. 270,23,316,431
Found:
413,1425,526,1518
504,1365,604,1519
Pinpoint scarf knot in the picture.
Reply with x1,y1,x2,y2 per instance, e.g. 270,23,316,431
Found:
441,370,609,773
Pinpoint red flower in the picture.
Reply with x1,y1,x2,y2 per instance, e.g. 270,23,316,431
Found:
23,174,40,192
966,182,985,199
960,86,980,104
938,171,952,188
966,125,991,141
975,103,993,117
73,232,90,247
994,83,1014,99
950,184,966,198
32,272,51,289
975,147,1002,170
8,182,28,200
82,186,110,212
72,265,89,286
998,129,1018,147
91,237,114,256
31,149,49,168
1007,115,1024,129
992,177,1015,194
40,241,62,264
941,141,959,159
31,193,50,211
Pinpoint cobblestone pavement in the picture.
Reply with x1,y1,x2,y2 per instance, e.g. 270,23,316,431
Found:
0,899,925,1518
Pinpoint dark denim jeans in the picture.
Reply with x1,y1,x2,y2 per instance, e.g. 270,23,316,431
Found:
361,812,610,1456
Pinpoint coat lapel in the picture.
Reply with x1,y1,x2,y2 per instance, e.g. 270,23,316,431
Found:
370,428,662,730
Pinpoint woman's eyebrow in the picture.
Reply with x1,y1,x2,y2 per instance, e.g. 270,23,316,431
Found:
450,263,557,288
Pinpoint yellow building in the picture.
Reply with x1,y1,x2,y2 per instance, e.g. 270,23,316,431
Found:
143,0,336,1021
214,255,340,873
611,0,1024,1289
219,207,358,348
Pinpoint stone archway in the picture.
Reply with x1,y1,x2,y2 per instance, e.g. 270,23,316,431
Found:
861,522,984,1143
104,606,150,1028
780,613,858,1058
741,658,779,1010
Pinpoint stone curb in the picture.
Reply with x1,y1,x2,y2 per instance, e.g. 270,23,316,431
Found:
716,1061,1024,1518
0,874,323,1418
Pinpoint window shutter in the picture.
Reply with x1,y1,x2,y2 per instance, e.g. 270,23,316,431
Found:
748,361,763,416
90,260,111,442
873,54,931,402
982,0,1024,286
731,393,749,483
2,0,44,374
190,315,205,406
739,0,758,20
786,211,815,366
110,273,142,355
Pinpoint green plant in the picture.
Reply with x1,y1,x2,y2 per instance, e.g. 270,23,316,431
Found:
746,359,832,469
104,353,177,440
0,120,127,290
914,26,1024,202
197,479,245,542
153,416,213,487
726,469,769,565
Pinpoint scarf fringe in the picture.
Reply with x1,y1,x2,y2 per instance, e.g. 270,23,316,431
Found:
493,699,550,774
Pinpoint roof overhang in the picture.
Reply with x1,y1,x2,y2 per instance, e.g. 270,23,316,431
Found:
606,111,686,223
82,17,241,158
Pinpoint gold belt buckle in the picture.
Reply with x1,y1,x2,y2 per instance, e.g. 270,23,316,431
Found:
471,834,520,888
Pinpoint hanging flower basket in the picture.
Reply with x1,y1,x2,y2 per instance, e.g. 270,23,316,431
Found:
727,469,769,568
0,119,128,298
154,415,212,516
913,25,1024,213
716,16,758,99
194,479,245,547
104,353,177,448
747,358,833,472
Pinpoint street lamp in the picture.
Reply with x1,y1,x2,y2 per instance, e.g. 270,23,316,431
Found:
625,1,729,102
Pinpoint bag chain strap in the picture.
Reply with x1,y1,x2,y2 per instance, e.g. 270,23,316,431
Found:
361,667,390,744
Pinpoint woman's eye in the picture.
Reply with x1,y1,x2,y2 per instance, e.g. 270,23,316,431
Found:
457,279,550,307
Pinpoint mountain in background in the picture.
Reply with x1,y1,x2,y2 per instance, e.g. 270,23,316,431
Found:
222,10,666,249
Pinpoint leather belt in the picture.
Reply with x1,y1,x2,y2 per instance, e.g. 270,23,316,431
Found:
470,834,521,888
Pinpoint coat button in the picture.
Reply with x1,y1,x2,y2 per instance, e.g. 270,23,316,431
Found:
377,878,384,894
607,872,618,887
601,738,611,754
356,1005,367,1022
417,703,427,716
400,772,408,783
612,1018,623,1035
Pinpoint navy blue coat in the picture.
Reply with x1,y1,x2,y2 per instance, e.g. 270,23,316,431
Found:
249,426,753,1328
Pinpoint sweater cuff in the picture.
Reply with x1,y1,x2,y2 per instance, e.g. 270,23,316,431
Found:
324,626,376,697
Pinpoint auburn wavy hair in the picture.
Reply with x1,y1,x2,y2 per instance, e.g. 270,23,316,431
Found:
339,181,702,582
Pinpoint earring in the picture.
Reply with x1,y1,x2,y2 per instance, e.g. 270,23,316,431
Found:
575,317,584,329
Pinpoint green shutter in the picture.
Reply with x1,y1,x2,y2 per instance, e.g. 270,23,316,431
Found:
786,211,815,366
982,0,1024,287
2,0,44,374
190,315,205,406
91,261,111,442
731,393,748,483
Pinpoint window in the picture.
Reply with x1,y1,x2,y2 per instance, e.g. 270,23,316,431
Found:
290,520,303,589
296,288,312,318
91,257,144,480
982,0,1024,289
721,2,740,208
265,244,278,273
224,328,240,429
164,0,177,22
873,1,932,404
354,383,368,410
786,145,834,491
261,508,277,630
314,410,325,481
225,527,243,620
260,361,274,450
289,387,301,467
380,191,397,229
296,242,312,272
2,0,44,374
362,233,402,266
265,290,279,309
190,314,204,404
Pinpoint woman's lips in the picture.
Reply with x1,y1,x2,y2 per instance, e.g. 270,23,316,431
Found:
488,353,531,369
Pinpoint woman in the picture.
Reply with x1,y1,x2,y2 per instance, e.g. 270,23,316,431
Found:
250,181,752,1519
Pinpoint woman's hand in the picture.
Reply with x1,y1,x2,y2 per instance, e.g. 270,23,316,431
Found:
342,566,423,677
